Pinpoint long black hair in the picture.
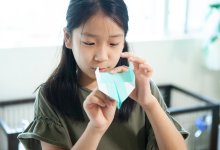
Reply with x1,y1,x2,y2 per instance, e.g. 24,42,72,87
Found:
43,0,136,121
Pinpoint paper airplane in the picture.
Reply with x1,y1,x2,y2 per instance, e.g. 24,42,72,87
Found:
95,67,135,109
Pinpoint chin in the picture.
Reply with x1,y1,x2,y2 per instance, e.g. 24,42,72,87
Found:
87,72,96,80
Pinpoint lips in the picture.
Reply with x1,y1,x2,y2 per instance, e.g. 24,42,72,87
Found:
99,68,106,71
91,67,109,72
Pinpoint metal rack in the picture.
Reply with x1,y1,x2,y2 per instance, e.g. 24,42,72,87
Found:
159,84,220,150
0,85,219,150
0,98,34,150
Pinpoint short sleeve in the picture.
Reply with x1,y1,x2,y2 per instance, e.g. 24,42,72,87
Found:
17,86,72,150
146,81,189,149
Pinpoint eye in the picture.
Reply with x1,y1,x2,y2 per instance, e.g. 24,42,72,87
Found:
82,41,95,46
110,43,119,47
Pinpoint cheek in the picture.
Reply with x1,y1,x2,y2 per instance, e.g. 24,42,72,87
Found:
74,49,94,67
74,51,88,64
72,42,88,62
110,49,123,63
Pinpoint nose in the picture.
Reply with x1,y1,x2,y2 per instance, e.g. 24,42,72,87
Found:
94,45,108,62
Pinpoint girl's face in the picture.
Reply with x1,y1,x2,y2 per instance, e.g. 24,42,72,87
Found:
65,11,125,89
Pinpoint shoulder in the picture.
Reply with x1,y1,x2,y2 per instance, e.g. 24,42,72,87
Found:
34,84,61,121
34,84,50,111
18,84,73,149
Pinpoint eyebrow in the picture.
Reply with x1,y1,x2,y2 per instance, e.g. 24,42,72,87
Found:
81,32,124,38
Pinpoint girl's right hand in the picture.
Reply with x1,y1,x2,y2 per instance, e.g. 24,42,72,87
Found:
83,88,117,133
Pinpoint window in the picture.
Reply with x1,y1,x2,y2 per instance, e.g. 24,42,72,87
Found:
0,0,68,48
0,0,213,48
126,0,212,39
125,0,166,41
186,0,211,34
167,0,211,35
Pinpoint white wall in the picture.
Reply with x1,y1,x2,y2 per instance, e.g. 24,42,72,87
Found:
0,38,219,101
0,46,61,101
131,38,220,101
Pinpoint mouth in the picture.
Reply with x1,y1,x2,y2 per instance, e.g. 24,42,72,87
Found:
91,67,109,72
99,68,106,71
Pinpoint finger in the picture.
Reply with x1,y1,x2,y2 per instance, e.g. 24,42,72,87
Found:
139,63,153,71
110,65,128,74
94,90,114,105
121,52,147,64
138,64,153,75
120,52,134,58
128,56,145,64
94,89,106,100
121,52,146,68
85,95,107,108
103,100,117,118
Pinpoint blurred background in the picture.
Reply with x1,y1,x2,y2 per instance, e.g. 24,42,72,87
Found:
0,0,220,149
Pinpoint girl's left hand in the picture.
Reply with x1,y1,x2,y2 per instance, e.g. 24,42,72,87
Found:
119,52,155,107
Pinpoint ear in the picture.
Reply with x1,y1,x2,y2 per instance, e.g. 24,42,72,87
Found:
63,27,72,49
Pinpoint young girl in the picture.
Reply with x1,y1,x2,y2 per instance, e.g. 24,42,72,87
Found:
18,0,188,149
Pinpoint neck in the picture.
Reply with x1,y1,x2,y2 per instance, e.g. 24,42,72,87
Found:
81,80,97,91
78,72,97,91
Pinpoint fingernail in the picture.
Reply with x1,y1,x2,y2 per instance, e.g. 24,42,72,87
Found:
110,70,116,73
129,57,133,61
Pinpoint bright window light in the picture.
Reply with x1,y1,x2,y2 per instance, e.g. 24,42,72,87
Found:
0,0,214,48
0,0,68,48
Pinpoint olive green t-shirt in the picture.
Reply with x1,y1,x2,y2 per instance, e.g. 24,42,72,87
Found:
18,81,188,150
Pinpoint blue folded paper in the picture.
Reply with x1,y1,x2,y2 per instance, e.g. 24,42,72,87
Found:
95,67,135,109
